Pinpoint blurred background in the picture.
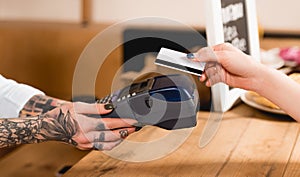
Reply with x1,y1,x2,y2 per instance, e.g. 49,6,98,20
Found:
0,0,300,176
1,0,300,30
1,0,300,101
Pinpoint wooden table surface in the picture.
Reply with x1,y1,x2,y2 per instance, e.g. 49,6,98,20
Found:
63,104,300,177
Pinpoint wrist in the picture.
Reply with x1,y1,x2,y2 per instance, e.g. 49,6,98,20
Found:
247,63,269,93
38,109,78,146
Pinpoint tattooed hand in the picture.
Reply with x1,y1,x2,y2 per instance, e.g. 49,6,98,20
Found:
39,102,137,150
0,95,137,150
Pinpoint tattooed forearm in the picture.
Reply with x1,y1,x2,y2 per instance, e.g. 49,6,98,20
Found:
0,109,78,148
0,117,42,147
20,95,67,117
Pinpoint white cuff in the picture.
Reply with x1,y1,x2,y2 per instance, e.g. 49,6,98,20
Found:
0,75,45,118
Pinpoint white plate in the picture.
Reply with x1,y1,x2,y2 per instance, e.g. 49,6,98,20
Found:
240,93,286,115
260,48,285,69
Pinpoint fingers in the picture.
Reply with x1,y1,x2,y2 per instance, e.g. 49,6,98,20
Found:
92,140,123,150
81,127,136,143
199,74,212,87
75,127,136,151
73,102,113,115
189,43,238,86
96,103,114,115
190,47,218,63
199,73,207,82
71,102,137,131
188,43,240,63
199,63,226,87
78,139,123,151
202,62,225,86
78,117,137,132
92,118,138,131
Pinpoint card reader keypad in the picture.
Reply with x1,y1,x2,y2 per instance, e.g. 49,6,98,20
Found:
98,94,113,104
98,92,138,104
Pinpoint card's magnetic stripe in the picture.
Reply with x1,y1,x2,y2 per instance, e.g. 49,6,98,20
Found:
155,59,203,75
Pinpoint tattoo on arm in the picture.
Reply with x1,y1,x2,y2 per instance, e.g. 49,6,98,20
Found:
20,95,67,117
0,109,78,148
0,118,42,147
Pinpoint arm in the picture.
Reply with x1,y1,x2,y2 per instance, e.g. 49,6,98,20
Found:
193,43,300,121
0,75,137,150
19,94,67,117
0,112,76,148
255,66,300,121
0,74,44,118
1,101,137,150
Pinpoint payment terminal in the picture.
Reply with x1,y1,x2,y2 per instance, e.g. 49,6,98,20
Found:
97,74,199,130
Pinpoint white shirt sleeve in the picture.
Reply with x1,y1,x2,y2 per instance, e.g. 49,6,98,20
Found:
0,75,45,118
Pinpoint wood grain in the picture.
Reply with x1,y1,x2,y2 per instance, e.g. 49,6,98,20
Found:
283,130,300,177
0,142,89,177
64,105,300,177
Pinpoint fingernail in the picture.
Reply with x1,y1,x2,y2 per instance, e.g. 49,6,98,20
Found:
187,53,195,59
104,103,114,110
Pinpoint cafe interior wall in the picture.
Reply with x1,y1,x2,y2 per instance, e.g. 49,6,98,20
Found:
0,0,299,101
1,0,300,31
92,0,300,32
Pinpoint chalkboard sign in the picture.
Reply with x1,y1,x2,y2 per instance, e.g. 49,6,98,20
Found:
221,0,250,54
205,0,260,112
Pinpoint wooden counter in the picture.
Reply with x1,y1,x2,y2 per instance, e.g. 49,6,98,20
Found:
64,104,300,177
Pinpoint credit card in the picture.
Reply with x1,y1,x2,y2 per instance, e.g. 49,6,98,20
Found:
155,47,205,76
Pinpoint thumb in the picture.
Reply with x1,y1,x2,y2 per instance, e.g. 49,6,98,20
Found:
187,46,218,63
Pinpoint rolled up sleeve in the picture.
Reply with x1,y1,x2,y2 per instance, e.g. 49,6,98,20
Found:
0,75,44,118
